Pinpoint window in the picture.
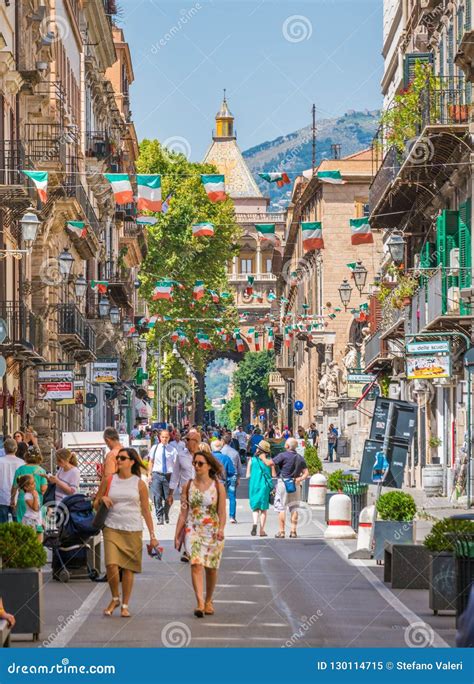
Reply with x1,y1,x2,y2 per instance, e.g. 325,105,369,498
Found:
240,258,253,274
266,258,272,273
355,198,369,218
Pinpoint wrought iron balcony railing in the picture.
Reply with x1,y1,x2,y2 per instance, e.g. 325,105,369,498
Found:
0,141,27,186
0,301,43,356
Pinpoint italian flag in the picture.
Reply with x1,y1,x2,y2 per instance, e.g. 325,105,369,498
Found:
147,315,159,327
137,174,162,211
104,173,134,204
171,330,179,343
137,215,158,226
22,170,48,202
289,271,299,287
178,330,189,346
301,222,324,251
208,289,220,303
66,221,87,238
268,291,277,301
201,174,227,203
192,222,215,237
152,281,174,300
245,275,254,296
350,217,374,245
255,223,279,246
193,280,205,300
317,170,345,184
235,334,245,353
254,331,261,352
258,172,291,188
90,280,108,294
284,326,292,348
267,328,274,350
197,332,212,350
253,293,264,303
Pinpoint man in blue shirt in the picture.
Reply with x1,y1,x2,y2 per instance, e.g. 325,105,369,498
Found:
212,440,236,522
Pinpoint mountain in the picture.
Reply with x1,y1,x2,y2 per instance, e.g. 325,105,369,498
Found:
243,109,380,210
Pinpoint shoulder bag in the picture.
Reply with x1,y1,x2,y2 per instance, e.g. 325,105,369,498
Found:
256,457,275,504
92,475,114,530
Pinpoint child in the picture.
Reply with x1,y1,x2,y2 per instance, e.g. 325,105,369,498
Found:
17,474,43,541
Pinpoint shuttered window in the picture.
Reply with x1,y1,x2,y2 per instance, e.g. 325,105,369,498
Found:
466,0,472,31
459,200,472,314
403,53,434,88
436,210,460,313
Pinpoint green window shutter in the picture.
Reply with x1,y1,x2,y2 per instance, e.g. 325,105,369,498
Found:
436,210,459,313
420,242,435,268
466,0,472,31
459,200,472,314
403,53,434,88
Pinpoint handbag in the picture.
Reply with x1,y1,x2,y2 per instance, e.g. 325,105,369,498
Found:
257,458,275,504
283,478,297,494
92,475,113,530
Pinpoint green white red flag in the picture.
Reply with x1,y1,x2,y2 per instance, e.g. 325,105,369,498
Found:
136,175,162,212
137,215,158,226
255,223,279,246
192,222,215,237
201,174,227,203
350,217,374,245
317,170,345,184
66,221,87,238
152,281,174,300
301,222,324,251
258,172,291,188
22,170,48,202
208,290,220,303
104,173,133,204
266,328,274,350
90,280,108,294
193,280,205,300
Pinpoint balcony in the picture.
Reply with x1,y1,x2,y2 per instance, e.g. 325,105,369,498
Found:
418,268,474,331
57,304,88,353
369,78,471,229
268,371,286,394
456,9,474,81
23,123,79,172
380,300,407,341
104,261,134,308
120,218,147,264
0,141,32,209
75,323,97,363
86,131,112,162
228,272,277,283
235,212,286,224
364,329,390,371
0,302,44,362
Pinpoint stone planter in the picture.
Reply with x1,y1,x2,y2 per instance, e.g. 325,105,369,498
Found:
373,520,414,563
429,552,456,615
0,568,43,640
325,492,338,522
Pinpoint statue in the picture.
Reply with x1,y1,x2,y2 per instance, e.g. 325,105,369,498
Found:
327,361,340,402
342,343,358,374
318,362,329,402
360,326,371,367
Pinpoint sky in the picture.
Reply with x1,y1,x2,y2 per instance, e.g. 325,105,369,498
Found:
119,0,383,160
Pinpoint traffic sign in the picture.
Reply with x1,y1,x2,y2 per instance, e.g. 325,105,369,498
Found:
258,408,266,416
294,400,304,411
85,393,98,409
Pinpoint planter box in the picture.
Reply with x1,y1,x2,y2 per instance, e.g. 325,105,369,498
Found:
0,568,42,640
374,520,414,563
325,492,338,522
429,552,456,615
384,542,430,589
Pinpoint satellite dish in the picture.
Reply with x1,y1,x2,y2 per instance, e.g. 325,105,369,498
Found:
0,318,7,344
0,356,6,378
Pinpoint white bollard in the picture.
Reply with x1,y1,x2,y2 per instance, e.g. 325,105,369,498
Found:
308,473,327,506
324,493,357,539
348,504,375,559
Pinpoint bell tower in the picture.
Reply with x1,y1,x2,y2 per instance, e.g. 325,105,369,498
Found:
214,89,236,140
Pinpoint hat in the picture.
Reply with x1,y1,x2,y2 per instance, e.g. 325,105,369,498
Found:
256,440,271,455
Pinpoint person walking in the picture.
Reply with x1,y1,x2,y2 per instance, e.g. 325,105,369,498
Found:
130,424,141,440
94,447,159,618
11,446,47,527
246,440,275,537
103,427,122,477
233,425,248,460
148,429,177,524
47,449,81,503
0,439,25,523
17,475,43,540
326,424,338,463
174,443,226,618
272,438,309,538
308,423,319,449
248,427,263,457
167,428,198,561
214,438,239,524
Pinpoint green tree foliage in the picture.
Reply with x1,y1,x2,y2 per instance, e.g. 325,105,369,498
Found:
304,443,322,476
376,491,417,522
220,393,242,428
137,140,240,370
233,351,276,409
0,522,47,568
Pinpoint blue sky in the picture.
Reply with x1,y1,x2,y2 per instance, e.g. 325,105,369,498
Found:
119,0,383,160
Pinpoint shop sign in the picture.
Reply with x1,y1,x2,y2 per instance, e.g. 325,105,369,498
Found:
38,370,74,401
92,359,119,384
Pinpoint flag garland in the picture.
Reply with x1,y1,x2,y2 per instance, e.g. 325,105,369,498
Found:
317,170,345,184
137,174,162,211
208,290,220,303
301,222,324,251
258,172,291,188
192,222,215,237
350,217,374,245
22,170,48,202
200,174,227,203
193,280,205,301
66,221,87,238
104,173,134,204
245,276,254,296
152,281,174,300
267,328,275,350
90,280,108,294
136,215,158,226
255,223,278,246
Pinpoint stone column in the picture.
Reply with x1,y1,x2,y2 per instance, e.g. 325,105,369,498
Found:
256,241,262,276
232,255,238,276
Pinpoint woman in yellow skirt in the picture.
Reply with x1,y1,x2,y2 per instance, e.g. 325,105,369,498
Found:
94,447,159,618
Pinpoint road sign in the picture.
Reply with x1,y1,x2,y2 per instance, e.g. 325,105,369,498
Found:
258,408,266,416
294,400,304,411
85,393,98,409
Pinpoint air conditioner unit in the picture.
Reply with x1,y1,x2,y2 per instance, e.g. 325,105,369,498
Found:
447,286,460,312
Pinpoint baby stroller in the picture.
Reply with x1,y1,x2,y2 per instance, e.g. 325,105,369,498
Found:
44,493,103,583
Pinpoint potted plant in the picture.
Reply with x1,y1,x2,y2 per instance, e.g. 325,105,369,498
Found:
391,275,419,308
423,517,474,614
428,436,442,466
0,522,47,641
374,491,417,562
302,442,322,503
325,469,356,522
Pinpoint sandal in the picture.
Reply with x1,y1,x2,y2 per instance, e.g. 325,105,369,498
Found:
289,531,297,538
275,532,285,538
251,525,257,536
204,601,214,615
259,531,268,537
194,604,205,618
104,598,120,616
121,604,131,618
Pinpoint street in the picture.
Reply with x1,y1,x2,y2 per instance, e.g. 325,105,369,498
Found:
13,477,455,649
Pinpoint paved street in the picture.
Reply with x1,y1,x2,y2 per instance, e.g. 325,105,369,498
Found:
12,475,456,649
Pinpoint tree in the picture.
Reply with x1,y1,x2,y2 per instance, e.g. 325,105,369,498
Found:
233,351,276,419
137,140,240,373
220,393,242,428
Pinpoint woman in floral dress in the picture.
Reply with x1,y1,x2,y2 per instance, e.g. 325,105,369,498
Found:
175,443,226,617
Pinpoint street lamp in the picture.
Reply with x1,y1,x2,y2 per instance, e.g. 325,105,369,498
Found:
20,209,41,247
123,318,133,334
58,247,74,277
109,305,120,325
338,279,353,309
75,274,87,298
352,261,368,294
134,277,141,289
387,232,406,266
99,295,111,318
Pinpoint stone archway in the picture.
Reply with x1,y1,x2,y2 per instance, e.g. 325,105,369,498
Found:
195,348,247,425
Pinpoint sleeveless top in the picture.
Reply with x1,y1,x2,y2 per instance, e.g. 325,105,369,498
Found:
105,474,142,532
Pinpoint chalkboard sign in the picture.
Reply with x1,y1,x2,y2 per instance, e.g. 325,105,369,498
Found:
359,439,408,489
369,397,416,445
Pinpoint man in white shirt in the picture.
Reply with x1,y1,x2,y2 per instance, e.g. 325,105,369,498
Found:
0,439,25,523
167,428,199,562
148,429,177,524
233,425,248,454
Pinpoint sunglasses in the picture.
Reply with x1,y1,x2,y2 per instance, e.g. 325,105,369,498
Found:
116,455,131,462
192,460,207,467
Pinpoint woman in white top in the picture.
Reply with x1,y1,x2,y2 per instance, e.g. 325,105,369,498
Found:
94,447,159,618
17,474,42,541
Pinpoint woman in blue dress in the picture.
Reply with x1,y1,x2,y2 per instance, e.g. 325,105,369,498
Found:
246,440,275,537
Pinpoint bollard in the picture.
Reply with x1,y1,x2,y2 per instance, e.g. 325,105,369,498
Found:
308,473,327,506
324,493,356,539
348,505,375,559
